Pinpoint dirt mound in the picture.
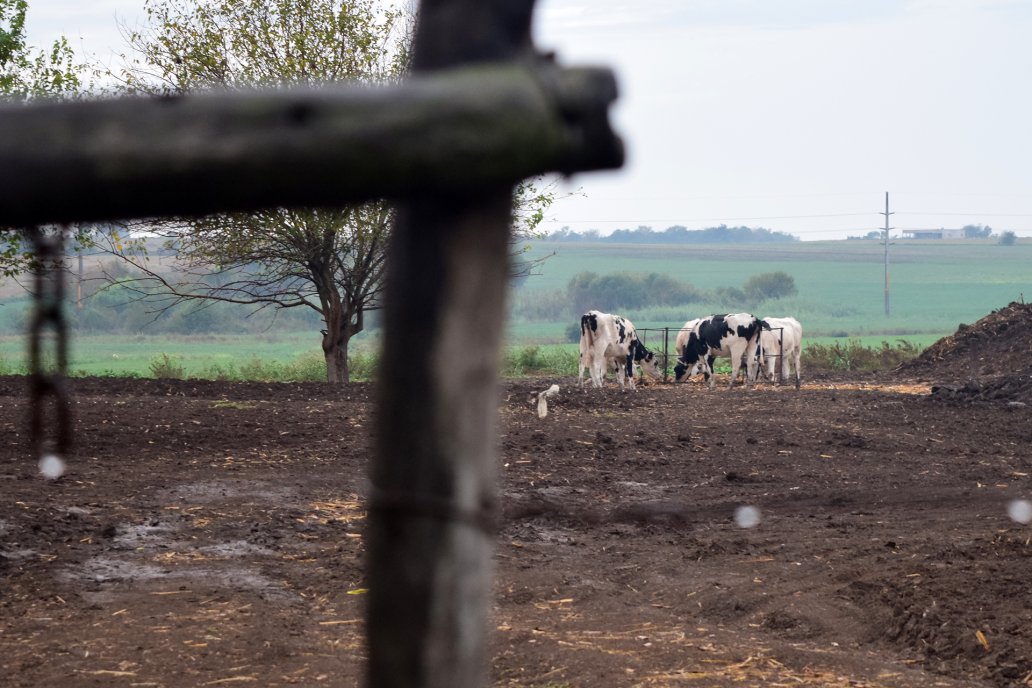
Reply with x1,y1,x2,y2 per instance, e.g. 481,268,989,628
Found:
900,301,1032,403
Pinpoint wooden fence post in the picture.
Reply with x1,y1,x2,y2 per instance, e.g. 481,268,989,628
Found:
366,2,539,687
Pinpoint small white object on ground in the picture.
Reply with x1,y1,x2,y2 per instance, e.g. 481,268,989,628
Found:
537,384,560,419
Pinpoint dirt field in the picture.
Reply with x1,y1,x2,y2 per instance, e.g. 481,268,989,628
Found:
2,304,1032,687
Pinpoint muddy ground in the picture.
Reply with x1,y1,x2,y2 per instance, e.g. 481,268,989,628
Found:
1,362,1030,687
4,302,1032,688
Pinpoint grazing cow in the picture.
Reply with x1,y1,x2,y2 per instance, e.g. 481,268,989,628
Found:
674,318,702,360
759,316,803,388
578,310,661,390
674,313,769,389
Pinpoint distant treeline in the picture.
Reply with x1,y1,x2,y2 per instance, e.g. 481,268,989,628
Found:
544,224,798,244
512,270,798,327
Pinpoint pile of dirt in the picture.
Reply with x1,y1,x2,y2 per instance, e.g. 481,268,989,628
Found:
900,301,1032,404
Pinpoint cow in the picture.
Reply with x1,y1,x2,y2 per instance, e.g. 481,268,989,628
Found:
578,310,661,390
759,316,803,388
674,318,702,360
674,313,769,389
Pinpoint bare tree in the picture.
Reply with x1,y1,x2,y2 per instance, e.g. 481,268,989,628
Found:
108,203,389,382
94,0,405,382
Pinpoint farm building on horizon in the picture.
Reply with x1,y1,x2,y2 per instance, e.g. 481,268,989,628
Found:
902,228,967,240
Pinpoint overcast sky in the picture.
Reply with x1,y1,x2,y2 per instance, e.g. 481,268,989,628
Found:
24,0,1032,240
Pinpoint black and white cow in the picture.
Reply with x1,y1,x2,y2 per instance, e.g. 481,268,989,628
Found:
674,313,769,389
674,318,702,360
578,310,661,390
759,316,803,388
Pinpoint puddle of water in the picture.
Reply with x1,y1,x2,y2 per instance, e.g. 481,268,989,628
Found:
62,556,289,597
1,548,38,561
113,522,177,549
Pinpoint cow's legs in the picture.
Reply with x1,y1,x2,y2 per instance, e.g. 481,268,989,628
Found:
747,343,759,389
622,354,635,391
731,342,757,390
726,346,741,390
792,348,802,389
706,359,717,389
590,344,606,388
610,356,628,390
728,354,741,390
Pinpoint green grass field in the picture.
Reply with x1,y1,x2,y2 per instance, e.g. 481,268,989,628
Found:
509,239,1031,341
0,332,377,379
0,238,1025,378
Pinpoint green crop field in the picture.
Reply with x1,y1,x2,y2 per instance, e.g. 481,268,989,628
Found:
0,238,1026,378
0,332,380,379
508,239,1032,343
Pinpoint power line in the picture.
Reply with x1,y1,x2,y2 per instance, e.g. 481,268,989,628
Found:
896,212,1032,217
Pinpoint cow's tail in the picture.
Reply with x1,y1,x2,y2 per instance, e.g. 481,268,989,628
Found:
749,319,768,358
750,320,768,384
579,314,595,369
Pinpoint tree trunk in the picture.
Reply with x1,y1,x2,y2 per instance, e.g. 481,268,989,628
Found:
322,329,350,384
322,304,360,384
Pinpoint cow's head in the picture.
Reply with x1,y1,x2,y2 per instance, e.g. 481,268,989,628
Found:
762,353,778,382
673,333,706,382
674,357,709,382
622,340,660,382
631,340,662,380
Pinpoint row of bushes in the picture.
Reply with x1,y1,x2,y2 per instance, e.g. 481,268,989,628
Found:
801,339,923,372
514,270,798,323
153,339,923,380
0,339,922,382
504,339,923,377
0,350,377,383
147,350,381,382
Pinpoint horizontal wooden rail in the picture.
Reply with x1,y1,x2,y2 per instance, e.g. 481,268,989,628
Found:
0,62,622,226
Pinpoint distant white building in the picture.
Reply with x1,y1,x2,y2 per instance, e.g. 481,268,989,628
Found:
901,228,967,240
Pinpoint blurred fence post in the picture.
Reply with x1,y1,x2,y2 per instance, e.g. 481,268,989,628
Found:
366,2,621,687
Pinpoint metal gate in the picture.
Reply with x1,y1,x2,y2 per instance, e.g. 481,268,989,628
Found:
636,325,789,385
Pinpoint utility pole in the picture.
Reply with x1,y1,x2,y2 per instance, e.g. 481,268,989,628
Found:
881,192,893,317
